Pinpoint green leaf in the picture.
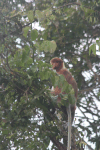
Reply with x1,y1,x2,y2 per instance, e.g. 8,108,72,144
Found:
50,72,55,85
22,50,27,63
89,47,92,55
61,81,68,92
54,76,60,87
21,46,30,63
24,45,30,52
89,44,96,55
40,40,57,53
59,75,65,84
23,27,30,38
27,10,34,23
50,41,57,53
35,9,52,22
35,10,42,19
31,29,38,41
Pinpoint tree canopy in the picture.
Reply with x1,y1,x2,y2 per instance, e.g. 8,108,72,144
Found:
0,0,100,150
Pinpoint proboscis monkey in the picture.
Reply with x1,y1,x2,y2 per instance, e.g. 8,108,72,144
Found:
50,57,78,150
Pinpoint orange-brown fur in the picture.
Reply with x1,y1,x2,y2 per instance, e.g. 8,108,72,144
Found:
50,57,78,122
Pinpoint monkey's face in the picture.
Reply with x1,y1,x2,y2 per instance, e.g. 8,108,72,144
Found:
50,58,63,71
52,61,60,70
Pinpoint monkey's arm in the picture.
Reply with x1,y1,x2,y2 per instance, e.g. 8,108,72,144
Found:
51,86,61,95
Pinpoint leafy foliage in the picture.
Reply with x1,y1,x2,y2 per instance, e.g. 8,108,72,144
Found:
0,0,100,150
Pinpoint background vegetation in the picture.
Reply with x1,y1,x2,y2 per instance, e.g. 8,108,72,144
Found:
0,0,100,149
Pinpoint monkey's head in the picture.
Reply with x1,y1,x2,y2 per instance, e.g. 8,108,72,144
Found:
50,57,63,72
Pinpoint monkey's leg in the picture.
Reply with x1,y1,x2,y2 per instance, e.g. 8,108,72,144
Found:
67,104,71,150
